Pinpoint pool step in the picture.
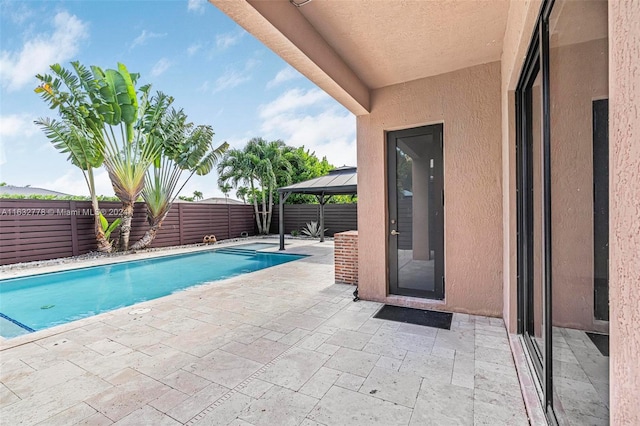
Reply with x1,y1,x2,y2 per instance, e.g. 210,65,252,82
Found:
215,248,258,257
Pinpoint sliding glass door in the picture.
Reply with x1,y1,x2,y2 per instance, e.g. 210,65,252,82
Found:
516,1,609,424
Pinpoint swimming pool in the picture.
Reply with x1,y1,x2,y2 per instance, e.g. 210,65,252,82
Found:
0,244,304,339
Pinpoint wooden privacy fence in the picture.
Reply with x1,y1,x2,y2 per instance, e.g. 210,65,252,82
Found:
269,203,358,236
0,199,256,265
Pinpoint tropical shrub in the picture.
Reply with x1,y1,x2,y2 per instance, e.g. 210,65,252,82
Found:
301,221,328,238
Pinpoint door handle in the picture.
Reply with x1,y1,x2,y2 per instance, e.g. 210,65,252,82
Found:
390,230,400,236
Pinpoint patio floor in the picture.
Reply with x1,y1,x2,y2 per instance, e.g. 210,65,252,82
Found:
0,239,529,425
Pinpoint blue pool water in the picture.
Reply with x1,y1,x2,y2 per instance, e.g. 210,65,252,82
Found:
0,245,303,338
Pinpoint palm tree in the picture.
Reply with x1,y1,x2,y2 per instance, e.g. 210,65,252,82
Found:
217,137,294,234
217,147,264,233
131,109,228,250
192,190,204,201
90,64,171,250
34,62,113,252
236,187,249,204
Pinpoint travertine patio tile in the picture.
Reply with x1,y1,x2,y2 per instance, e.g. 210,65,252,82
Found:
183,349,263,389
0,241,530,426
397,323,439,338
258,347,329,391
474,345,514,365
357,319,383,335
161,369,212,395
3,359,86,398
86,338,131,356
34,402,96,426
76,412,114,425
410,381,473,425
433,329,475,354
325,329,373,350
474,369,521,398
334,371,365,391
148,388,190,413
400,351,454,384
315,342,340,356
324,347,379,378
0,382,20,408
165,382,230,423
237,378,274,399
196,391,255,426
430,345,456,360
298,366,342,398
2,374,111,425
238,386,318,426
0,356,36,381
221,338,290,364
375,355,402,371
474,400,528,425
304,301,343,319
451,351,475,389
110,326,175,350
132,348,199,380
68,348,150,379
274,312,326,331
359,366,422,408
362,341,407,360
371,328,435,353
227,324,271,345
113,405,180,425
322,310,372,331
86,368,171,421
308,386,412,426
278,328,310,345
474,330,509,347
297,332,331,350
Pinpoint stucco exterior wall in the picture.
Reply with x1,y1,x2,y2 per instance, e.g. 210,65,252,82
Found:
357,62,503,317
609,1,640,424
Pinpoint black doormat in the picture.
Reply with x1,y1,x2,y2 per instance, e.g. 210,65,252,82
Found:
374,305,452,330
586,332,609,357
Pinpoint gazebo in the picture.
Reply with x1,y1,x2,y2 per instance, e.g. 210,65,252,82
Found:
277,166,357,250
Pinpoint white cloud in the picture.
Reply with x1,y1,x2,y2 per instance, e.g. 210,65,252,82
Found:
266,66,301,89
150,58,172,77
259,88,329,119
211,59,258,93
187,43,202,56
0,11,88,90
187,0,206,14
131,29,166,49
258,88,356,167
0,114,38,138
36,168,114,197
216,31,244,50
4,1,33,24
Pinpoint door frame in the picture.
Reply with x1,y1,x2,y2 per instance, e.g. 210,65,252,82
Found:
386,124,445,300
516,0,556,422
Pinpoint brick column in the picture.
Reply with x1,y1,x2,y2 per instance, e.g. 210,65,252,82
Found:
334,230,358,285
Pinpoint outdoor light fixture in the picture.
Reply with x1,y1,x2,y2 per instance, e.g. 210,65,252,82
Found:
289,0,313,7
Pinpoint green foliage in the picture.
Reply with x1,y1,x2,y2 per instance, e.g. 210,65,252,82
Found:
99,213,121,240
301,221,328,238
0,194,120,201
291,229,299,237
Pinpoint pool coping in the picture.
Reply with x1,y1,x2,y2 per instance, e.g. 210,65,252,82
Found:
0,237,324,349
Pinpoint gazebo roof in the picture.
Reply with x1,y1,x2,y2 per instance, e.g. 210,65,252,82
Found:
278,166,357,195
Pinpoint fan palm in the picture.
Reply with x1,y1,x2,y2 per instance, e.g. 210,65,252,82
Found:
34,62,112,252
131,109,228,250
91,64,170,250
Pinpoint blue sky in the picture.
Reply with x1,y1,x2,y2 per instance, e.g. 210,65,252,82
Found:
0,0,356,199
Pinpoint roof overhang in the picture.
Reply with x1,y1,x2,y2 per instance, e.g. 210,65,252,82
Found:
210,0,510,116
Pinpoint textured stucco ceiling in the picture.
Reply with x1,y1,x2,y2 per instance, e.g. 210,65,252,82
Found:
295,0,510,89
